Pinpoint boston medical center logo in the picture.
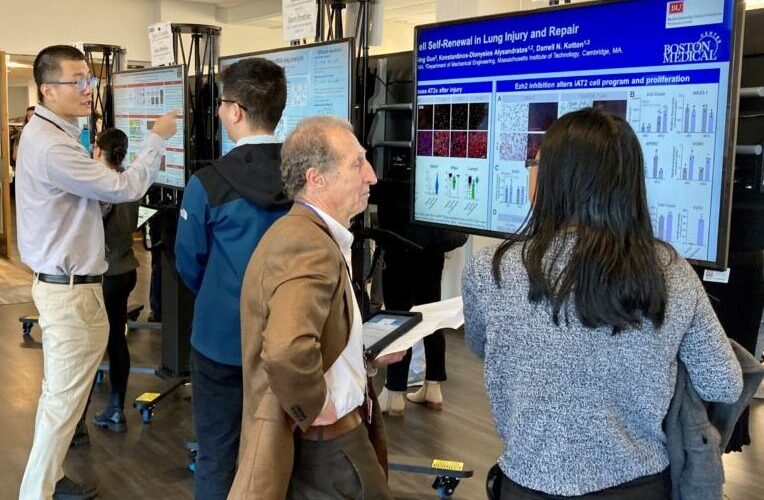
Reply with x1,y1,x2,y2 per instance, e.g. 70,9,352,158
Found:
664,31,721,63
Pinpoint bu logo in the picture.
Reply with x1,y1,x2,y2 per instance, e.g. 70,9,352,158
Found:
669,1,684,14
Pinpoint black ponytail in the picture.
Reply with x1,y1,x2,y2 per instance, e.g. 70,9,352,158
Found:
96,128,129,168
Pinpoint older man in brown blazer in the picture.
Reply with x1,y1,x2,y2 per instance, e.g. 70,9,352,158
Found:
228,116,404,500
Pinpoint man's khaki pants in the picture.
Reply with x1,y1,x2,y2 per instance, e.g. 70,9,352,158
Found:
19,280,109,500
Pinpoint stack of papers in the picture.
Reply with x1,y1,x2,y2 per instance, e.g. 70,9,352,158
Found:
369,296,464,359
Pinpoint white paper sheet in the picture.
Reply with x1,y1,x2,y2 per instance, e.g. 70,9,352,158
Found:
365,296,464,359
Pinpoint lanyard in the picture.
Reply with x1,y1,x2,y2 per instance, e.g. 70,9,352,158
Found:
34,113,69,135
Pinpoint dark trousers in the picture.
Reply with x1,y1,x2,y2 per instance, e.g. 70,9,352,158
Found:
148,219,162,317
103,270,137,398
147,188,162,317
382,249,447,391
190,347,243,500
500,469,671,500
287,424,393,500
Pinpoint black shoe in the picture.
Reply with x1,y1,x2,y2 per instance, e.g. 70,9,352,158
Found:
93,408,127,433
53,476,98,500
70,418,89,447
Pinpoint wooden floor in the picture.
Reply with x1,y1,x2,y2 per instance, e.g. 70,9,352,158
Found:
0,225,762,499
1,270,762,499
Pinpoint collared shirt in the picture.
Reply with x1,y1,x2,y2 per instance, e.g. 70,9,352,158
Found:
15,105,165,275
234,134,278,148
303,202,366,420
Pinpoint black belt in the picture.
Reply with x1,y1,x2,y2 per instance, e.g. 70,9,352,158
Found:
36,273,103,285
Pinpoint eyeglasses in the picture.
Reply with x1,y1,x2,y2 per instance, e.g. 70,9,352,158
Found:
525,158,539,170
216,97,248,111
45,76,98,92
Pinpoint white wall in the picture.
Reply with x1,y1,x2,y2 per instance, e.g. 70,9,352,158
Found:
0,0,155,60
154,0,283,57
370,21,417,57
0,0,284,62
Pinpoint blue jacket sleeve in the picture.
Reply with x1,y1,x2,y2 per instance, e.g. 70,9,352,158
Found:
175,175,210,296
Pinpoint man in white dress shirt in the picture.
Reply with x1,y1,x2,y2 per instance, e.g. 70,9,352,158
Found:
15,45,177,500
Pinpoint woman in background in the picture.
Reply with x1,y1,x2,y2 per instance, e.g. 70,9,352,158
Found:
462,108,742,499
92,128,139,432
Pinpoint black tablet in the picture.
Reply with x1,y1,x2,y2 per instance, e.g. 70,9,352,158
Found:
363,310,423,362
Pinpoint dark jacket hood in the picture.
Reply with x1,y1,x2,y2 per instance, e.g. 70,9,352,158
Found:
213,143,292,210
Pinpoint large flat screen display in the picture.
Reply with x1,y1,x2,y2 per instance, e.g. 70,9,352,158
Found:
219,39,353,155
414,0,743,268
113,65,186,189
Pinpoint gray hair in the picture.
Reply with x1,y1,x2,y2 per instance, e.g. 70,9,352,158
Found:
280,116,354,199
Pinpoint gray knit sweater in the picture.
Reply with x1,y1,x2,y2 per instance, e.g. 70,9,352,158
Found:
462,241,743,496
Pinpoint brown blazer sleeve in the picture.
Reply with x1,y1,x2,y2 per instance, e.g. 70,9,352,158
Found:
260,227,340,431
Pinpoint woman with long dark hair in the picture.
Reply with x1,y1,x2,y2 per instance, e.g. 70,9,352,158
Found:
92,128,139,432
462,108,742,499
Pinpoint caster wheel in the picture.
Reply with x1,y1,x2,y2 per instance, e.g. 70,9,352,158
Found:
141,409,153,423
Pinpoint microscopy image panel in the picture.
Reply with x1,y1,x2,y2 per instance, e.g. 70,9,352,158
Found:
498,133,528,161
434,131,451,157
528,102,559,131
435,105,451,130
592,100,627,120
450,131,468,158
451,104,469,130
527,133,544,160
418,131,433,156
417,105,434,130
468,132,488,159
469,103,489,130
497,102,528,132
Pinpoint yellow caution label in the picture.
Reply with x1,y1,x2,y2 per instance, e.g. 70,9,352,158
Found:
136,392,161,403
431,459,464,472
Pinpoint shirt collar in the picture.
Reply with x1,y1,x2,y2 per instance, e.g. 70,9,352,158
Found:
234,134,278,148
302,202,354,254
34,104,81,140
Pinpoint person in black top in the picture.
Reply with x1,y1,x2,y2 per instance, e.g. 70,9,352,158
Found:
92,128,139,432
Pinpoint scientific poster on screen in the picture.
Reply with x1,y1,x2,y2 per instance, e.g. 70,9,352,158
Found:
113,66,186,189
414,0,736,263
219,40,351,155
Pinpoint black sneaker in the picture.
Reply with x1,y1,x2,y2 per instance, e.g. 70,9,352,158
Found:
53,476,98,500
70,418,89,447
93,408,127,433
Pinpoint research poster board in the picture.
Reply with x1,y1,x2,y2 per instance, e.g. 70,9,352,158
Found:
413,0,743,268
113,65,186,189
218,39,353,155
